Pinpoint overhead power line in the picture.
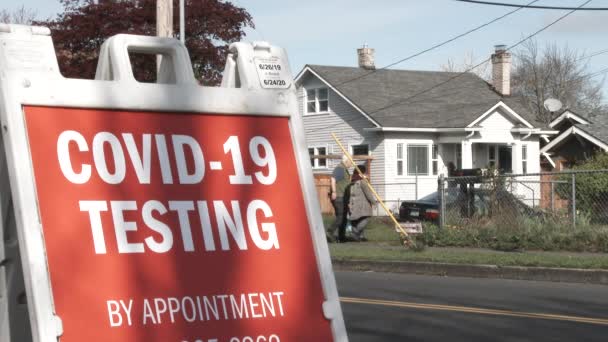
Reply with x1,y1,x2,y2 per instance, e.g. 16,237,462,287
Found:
576,48,608,62
305,0,593,134
567,66,608,85
366,0,593,116
454,0,608,10
298,0,540,95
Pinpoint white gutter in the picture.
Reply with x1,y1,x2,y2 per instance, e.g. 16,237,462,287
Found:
511,128,559,136
538,130,560,135
367,127,557,134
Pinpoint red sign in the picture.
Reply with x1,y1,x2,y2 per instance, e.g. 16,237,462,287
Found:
24,106,333,342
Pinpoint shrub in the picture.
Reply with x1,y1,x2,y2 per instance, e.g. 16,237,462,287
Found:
556,153,608,223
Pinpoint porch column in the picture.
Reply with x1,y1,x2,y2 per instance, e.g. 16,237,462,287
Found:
461,141,473,169
437,143,446,175
512,141,522,174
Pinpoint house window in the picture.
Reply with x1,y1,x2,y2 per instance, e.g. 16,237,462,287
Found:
408,145,429,175
308,146,328,169
522,145,528,174
432,144,439,175
396,143,404,176
488,145,496,168
305,88,329,114
351,144,369,156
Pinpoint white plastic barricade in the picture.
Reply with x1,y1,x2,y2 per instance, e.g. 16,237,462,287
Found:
0,24,347,342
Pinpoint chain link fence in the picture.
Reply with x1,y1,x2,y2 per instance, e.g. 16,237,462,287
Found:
438,169,608,230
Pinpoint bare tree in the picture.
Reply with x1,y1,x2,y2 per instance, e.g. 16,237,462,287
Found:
0,6,37,24
440,51,491,81
512,39,605,125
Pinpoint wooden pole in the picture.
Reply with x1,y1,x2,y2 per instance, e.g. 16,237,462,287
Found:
331,133,409,239
179,0,185,44
156,0,173,38
156,0,173,68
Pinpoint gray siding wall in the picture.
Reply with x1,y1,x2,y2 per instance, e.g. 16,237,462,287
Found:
383,132,438,209
297,73,386,202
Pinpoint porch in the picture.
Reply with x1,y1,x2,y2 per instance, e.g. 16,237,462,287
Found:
437,142,529,175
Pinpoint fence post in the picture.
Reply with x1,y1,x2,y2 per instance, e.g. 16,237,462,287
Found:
438,175,445,230
572,173,576,228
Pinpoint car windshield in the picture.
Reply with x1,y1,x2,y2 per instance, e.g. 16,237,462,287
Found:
418,189,460,203
419,192,439,202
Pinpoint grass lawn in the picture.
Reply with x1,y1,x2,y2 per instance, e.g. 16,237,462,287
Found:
325,215,608,270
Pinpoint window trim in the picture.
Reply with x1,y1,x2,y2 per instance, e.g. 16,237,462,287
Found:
396,143,404,176
407,144,430,176
395,141,438,177
350,143,370,156
304,87,330,115
432,144,439,175
308,145,329,169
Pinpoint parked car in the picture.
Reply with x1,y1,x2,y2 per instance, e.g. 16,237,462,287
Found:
399,188,544,223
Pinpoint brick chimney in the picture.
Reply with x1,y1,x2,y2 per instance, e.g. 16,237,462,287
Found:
357,44,375,70
491,44,511,96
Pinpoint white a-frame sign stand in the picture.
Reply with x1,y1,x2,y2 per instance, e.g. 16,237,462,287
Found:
0,24,347,342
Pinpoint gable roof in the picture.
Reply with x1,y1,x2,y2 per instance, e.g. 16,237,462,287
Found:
576,123,608,147
549,110,591,128
296,64,543,129
540,122,608,154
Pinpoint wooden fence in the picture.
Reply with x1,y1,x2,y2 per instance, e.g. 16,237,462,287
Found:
314,174,334,214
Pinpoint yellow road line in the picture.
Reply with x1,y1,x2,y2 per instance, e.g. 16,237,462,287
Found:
340,297,608,326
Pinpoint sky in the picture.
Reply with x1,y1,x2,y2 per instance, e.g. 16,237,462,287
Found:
8,0,608,99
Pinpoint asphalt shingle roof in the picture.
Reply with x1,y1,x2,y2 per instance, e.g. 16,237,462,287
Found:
306,65,542,128
576,122,608,146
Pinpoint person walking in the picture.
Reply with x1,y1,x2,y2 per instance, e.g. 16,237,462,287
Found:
329,155,352,242
346,165,375,242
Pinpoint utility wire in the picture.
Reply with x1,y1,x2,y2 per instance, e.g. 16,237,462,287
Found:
366,0,593,116
454,0,608,10
576,48,608,62
299,0,540,94
563,66,608,86
305,0,593,134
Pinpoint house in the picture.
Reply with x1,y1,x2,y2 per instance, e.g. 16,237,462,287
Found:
295,45,557,210
540,109,608,171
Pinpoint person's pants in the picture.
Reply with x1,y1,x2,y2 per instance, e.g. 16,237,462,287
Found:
350,216,370,240
330,197,347,240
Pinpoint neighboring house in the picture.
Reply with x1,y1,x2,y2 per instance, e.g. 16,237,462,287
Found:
296,45,557,209
540,109,608,171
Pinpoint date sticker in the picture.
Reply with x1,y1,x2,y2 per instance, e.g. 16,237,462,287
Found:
254,56,291,89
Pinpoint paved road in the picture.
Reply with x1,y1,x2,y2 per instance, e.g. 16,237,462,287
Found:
336,271,608,341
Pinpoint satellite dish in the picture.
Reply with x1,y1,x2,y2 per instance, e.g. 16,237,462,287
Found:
544,98,563,113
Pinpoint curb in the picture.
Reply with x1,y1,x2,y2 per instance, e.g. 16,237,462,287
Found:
332,259,608,285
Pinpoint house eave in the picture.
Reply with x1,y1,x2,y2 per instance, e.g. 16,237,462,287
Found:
364,127,481,133
294,66,381,128
365,127,557,134
540,126,608,153
549,110,591,128
467,101,535,129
